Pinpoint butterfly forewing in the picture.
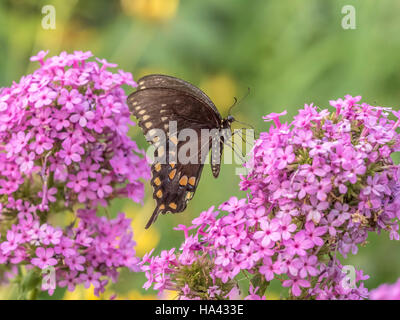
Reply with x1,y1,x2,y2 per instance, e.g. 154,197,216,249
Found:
136,74,222,120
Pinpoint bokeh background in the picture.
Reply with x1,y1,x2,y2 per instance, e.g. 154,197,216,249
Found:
0,0,400,299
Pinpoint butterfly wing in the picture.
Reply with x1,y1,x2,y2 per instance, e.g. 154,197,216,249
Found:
136,74,222,120
146,125,213,229
128,88,221,137
146,162,204,229
127,82,223,228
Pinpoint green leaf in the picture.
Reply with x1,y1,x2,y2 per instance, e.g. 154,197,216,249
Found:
21,269,42,292
250,273,270,296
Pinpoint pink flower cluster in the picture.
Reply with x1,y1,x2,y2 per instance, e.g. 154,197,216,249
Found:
370,278,400,300
2,209,138,296
141,96,400,300
0,51,150,296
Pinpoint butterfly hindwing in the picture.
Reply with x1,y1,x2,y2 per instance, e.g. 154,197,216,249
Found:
146,162,203,229
145,126,212,228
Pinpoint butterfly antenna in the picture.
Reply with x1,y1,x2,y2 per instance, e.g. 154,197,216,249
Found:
145,207,160,229
227,97,238,116
227,87,260,137
228,87,251,116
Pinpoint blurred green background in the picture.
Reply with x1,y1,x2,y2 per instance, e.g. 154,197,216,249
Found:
0,0,399,299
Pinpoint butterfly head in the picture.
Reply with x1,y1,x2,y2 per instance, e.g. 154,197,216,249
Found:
223,115,235,128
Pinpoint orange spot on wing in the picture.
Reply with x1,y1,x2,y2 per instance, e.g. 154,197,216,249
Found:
153,177,161,186
188,177,196,186
169,169,177,180
179,176,188,186
169,202,177,210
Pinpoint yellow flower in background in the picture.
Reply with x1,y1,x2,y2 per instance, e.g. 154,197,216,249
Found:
84,288,106,300
161,290,179,300
121,0,179,22
64,286,113,300
61,21,99,51
0,286,13,300
200,74,238,115
63,287,87,300
121,290,157,300
136,67,169,79
123,201,160,256
265,291,279,300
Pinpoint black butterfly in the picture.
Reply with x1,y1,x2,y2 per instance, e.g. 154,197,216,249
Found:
127,74,234,228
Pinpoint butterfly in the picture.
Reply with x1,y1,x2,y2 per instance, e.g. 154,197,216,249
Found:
127,74,235,228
